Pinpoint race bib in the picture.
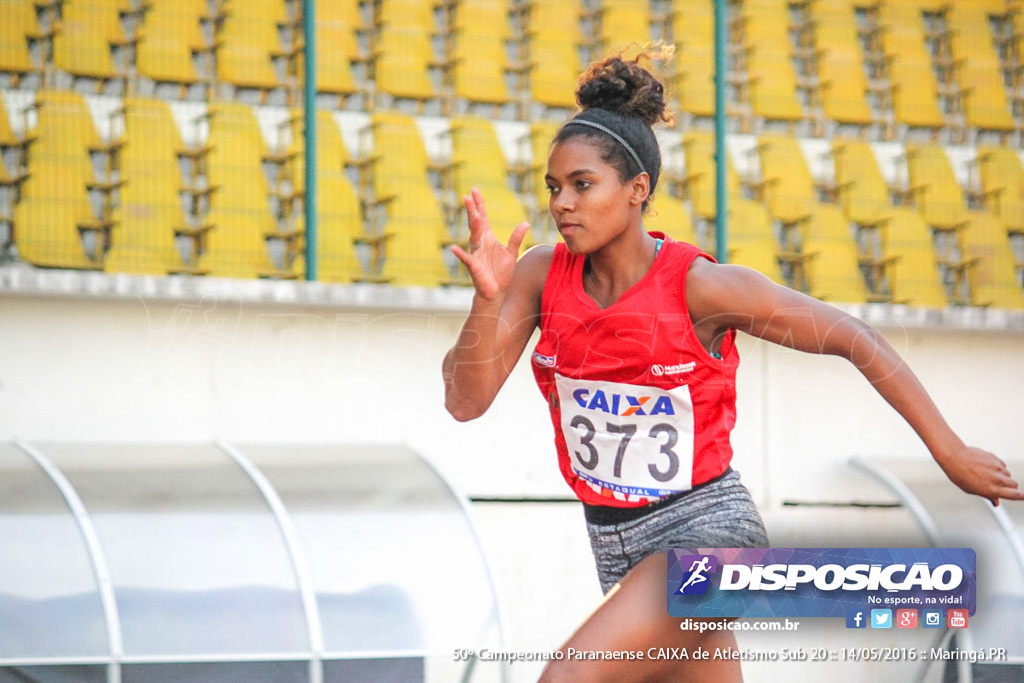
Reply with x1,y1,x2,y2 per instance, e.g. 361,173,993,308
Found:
555,375,695,501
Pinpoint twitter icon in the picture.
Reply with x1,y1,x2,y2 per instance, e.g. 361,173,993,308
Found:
871,609,892,629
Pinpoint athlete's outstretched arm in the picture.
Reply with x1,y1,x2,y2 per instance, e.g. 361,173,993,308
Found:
685,259,1024,507
443,189,550,421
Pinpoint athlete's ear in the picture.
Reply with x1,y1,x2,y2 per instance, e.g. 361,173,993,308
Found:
629,172,650,206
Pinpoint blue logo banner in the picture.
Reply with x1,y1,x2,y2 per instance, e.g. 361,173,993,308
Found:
666,548,976,618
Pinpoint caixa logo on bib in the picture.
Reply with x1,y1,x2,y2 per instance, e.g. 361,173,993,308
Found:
571,387,675,416
666,548,976,619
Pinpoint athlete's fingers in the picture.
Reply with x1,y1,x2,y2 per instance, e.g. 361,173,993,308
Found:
987,468,1021,496
466,187,490,234
449,243,472,268
507,221,530,255
998,484,1024,501
471,187,488,219
463,194,484,235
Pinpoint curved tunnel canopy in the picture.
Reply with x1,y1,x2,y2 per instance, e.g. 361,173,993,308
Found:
0,441,502,682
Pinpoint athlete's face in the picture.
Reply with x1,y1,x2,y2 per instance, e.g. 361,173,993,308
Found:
545,138,646,254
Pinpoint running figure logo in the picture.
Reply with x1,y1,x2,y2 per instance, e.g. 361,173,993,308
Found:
675,554,719,595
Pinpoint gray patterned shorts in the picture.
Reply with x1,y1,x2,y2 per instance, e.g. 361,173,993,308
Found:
584,469,769,593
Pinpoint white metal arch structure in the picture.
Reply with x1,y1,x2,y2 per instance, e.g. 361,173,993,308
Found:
850,455,1024,683
0,442,504,683
215,440,326,683
13,440,124,683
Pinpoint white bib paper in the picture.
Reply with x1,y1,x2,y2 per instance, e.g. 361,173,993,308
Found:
555,374,695,502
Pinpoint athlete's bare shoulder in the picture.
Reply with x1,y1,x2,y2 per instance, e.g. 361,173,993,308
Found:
520,243,555,267
514,243,556,301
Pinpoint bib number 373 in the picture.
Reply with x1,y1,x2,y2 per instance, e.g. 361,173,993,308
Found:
555,375,695,499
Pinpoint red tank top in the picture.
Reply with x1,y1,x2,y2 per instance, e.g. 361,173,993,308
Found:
531,233,739,508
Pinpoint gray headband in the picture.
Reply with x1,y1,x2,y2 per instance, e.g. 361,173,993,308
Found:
561,118,647,176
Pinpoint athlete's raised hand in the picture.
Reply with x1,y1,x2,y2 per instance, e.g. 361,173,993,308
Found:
936,445,1024,507
450,188,530,302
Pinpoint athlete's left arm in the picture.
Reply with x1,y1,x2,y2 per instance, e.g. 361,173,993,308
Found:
685,259,1024,506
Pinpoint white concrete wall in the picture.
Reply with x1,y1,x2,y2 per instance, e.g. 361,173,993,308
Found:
3,281,1022,504
2,275,1023,683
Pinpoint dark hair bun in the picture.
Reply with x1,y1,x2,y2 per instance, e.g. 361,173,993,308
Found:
576,43,674,127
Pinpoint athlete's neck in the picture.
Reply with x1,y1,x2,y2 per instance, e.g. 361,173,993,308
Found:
582,230,660,309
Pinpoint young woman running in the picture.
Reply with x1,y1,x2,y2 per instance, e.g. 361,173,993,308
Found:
442,47,1023,682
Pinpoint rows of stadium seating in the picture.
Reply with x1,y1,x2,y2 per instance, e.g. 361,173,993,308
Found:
1,0,1023,309
2,0,1022,129
2,86,1022,307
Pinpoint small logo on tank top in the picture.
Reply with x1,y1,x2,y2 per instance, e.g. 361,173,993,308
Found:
651,361,696,377
532,351,556,367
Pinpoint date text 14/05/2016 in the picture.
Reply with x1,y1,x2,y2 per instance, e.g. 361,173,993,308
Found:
453,646,1010,664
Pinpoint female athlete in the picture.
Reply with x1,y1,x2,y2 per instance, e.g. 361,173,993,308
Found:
441,45,1023,682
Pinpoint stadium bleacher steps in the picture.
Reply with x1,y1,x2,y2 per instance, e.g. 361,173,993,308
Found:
0,95,33,259
351,111,449,286
104,97,186,274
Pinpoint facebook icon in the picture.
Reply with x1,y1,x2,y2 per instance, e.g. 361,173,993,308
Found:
846,609,866,629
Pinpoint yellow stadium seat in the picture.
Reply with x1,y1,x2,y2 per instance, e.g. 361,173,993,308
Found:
802,204,867,303
831,139,947,306
195,102,277,278
961,212,1024,309
14,91,102,269
977,147,1024,232
310,1,359,95
947,5,1015,133
378,0,433,26
527,119,561,179
217,0,285,91
740,0,804,123
286,110,360,282
366,111,449,286
1013,8,1024,90
0,94,28,152
832,140,893,226
905,144,970,230
756,134,818,225
673,0,714,118
0,96,30,251
454,0,511,39
674,0,712,50
136,0,205,87
755,135,866,300
529,1,582,108
452,0,511,104
808,0,873,126
879,208,947,308
747,54,805,123
523,121,562,242
0,99,12,154
104,97,186,275
645,191,696,245
680,130,743,220
53,0,131,82
877,3,945,130
958,67,1016,133
674,49,714,119
962,211,1019,309
316,1,360,60
375,27,436,101
449,116,529,246
728,198,784,283
600,0,651,55
373,0,437,101
0,0,40,79
529,40,580,109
